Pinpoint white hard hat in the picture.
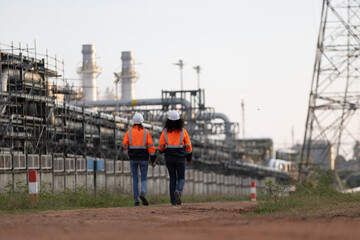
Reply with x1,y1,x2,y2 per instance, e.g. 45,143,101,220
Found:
132,112,144,124
168,110,180,121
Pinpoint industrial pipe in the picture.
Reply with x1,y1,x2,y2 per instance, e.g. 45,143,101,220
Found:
0,69,44,115
70,98,233,143
72,98,190,109
196,112,232,145
71,98,192,125
54,118,122,138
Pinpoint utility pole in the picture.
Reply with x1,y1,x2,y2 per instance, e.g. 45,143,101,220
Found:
114,72,121,115
173,60,184,91
193,65,201,89
241,96,245,138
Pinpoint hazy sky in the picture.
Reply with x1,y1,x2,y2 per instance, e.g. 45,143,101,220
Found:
0,0,323,150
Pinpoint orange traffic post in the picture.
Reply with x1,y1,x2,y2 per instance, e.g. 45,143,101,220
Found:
251,181,256,201
28,170,38,203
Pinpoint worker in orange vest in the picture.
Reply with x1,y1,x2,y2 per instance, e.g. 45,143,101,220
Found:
123,112,156,206
158,110,192,205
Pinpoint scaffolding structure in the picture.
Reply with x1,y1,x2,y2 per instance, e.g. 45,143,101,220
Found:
301,0,360,177
0,42,61,156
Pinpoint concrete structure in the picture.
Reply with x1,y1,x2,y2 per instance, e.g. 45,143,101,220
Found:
77,44,102,102
0,154,266,198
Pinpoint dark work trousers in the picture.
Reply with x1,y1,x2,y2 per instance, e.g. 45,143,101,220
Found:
165,158,186,205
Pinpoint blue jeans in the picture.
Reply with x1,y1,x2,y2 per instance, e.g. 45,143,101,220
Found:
130,160,149,203
165,159,185,205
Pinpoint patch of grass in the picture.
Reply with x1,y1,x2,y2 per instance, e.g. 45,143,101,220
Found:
0,181,137,214
0,181,250,214
182,195,250,203
257,170,360,217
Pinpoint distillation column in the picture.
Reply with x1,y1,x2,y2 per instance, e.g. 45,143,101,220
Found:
120,51,138,100
77,44,102,102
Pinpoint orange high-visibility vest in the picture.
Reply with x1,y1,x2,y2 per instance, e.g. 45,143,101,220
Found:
158,128,192,159
123,126,156,160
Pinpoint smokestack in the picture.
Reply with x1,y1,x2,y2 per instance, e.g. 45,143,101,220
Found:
120,51,138,100
77,44,102,102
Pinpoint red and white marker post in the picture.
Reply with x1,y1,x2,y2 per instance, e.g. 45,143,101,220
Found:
28,170,38,203
251,181,256,201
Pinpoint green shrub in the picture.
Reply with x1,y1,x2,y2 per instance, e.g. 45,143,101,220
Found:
257,170,360,217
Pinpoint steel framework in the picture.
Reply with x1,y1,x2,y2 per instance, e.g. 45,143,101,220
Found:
301,0,360,176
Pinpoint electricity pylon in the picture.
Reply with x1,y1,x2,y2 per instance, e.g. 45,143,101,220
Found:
300,0,360,178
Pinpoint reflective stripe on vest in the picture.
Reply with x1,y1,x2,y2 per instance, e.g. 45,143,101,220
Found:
164,128,184,148
129,128,147,149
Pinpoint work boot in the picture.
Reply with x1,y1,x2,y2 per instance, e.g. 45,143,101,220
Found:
135,202,140,206
174,190,181,205
140,194,149,206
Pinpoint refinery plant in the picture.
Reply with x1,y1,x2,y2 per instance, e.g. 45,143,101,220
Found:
4,1,360,239
0,42,290,194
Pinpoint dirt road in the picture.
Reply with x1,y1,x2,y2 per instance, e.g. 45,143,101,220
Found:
1,201,359,240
